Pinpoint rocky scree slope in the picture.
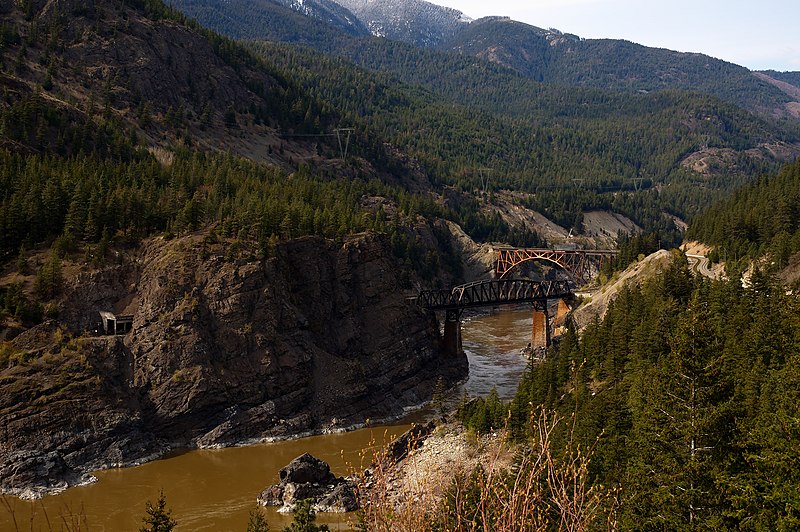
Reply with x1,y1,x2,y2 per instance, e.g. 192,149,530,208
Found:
0,231,467,497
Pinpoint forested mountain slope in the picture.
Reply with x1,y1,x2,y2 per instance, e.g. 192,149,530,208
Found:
0,0,502,263
0,0,343,162
168,0,369,46
248,38,800,239
687,158,800,268
443,17,798,119
168,0,800,232
172,0,799,122
758,70,800,89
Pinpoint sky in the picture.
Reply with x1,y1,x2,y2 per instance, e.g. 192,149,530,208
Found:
433,0,800,72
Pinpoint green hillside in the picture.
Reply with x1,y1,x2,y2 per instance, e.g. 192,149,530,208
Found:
687,158,800,266
248,38,796,240
445,17,794,117
758,70,800,89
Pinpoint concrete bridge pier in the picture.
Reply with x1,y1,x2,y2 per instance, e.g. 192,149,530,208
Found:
531,306,550,350
442,309,464,357
553,298,572,328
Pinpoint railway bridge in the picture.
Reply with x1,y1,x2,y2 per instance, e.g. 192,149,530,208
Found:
416,279,574,357
417,247,617,357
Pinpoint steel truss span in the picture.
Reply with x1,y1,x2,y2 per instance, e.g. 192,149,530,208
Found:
417,279,573,311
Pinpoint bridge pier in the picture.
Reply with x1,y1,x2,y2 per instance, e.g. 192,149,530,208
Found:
442,309,464,357
531,307,550,350
553,298,572,328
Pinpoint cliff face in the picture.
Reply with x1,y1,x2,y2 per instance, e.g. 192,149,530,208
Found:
0,231,466,497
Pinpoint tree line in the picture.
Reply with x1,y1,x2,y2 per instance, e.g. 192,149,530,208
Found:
688,158,800,271
461,253,800,528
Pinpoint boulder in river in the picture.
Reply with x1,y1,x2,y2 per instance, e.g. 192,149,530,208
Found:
258,453,358,513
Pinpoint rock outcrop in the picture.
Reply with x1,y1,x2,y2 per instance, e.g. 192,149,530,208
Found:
572,249,673,330
258,453,358,513
383,421,435,464
0,231,468,497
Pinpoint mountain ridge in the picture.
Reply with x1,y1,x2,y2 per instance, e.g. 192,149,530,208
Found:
335,0,468,46
439,15,797,119
168,0,800,121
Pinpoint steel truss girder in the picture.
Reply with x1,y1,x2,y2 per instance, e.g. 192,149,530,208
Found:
417,279,573,311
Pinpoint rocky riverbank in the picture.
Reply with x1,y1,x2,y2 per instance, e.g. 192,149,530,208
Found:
0,231,468,498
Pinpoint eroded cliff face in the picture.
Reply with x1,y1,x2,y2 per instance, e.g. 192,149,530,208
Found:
0,231,466,497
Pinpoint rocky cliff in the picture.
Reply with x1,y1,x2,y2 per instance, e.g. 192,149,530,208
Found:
0,231,466,497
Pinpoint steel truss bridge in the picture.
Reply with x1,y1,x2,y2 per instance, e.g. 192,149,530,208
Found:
416,279,574,356
417,279,573,311
415,247,616,356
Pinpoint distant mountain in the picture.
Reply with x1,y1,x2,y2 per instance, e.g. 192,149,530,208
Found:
753,71,800,118
758,71,800,89
334,0,469,47
164,0,800,194
442,16,798,119
168,0,370,41
442,16,552,78
276,0,370,34
0,0,420,178
172,0,799,121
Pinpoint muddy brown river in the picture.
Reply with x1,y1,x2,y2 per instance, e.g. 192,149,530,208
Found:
1,307,534,531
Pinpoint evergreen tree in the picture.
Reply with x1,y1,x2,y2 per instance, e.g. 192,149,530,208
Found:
431,376,447,421
33,252,62,300
15,244,27,274
247,507,270,532
282,499,329,532
623,285,734,528
139,490,177,532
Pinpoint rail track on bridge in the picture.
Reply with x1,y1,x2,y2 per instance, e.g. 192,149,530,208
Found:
416,279,573,311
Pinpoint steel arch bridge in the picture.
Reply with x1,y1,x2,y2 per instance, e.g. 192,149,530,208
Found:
494,247,617,284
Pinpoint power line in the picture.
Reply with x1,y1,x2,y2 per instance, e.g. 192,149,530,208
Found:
333,128,354,160
277,127,356,159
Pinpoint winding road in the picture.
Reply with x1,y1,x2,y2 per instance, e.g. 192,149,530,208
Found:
686,253,718,279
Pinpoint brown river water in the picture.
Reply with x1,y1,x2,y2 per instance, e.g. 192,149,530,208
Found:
1,307,533,531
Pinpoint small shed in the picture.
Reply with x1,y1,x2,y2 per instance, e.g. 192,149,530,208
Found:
98,311,133,335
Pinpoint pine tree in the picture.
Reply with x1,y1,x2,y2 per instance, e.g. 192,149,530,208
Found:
623,285,733,529
16,244,28,274
34,252,62,300
247,507,270,532
139,490,177,532
431,376,447,421
282,499,329,532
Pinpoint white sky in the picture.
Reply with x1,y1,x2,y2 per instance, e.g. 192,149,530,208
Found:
435,0,800,72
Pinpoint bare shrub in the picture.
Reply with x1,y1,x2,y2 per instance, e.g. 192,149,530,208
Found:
354,409,617,531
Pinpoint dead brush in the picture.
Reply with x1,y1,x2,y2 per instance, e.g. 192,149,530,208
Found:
353,408,618,531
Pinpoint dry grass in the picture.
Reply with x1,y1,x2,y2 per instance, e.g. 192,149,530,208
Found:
1,496,88,532
354,409,618,531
